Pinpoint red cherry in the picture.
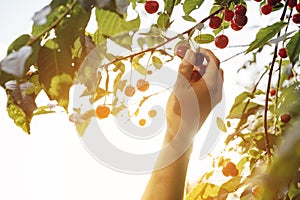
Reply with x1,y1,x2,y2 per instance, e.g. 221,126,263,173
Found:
261,4,273,15
234,4,247,16
280,113,291,123
278,48,288,58
230,21,243,31
95,105,110,119
190,70,202,83
254,0,262,2
233,15,248,27
269,88,276,96
175,44,189,59
288,0,297,8
267,0,278,6
224,9,234,21
292,14,300,24
296,3,300,12
144,0,159,14
215,34,229,49
209,16,222,29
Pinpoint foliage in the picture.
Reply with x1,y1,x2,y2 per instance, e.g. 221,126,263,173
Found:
0,0,300,199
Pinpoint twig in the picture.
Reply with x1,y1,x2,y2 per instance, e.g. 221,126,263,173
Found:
263,0,290,161
26,0,77,46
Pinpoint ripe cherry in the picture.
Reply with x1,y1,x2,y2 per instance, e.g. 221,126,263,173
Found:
231,21,243,31
215,34,229,49
95,105,110,119
175,44,189,59
267,0,278,6
190,70,202,83
234,4,247,16
288,0,297,8
278,48,288,58
224,9,234,21
296,3,300,12
233,15,248,26
139,118,146,126
209,16,222,29
292,14,300,24
269,88,276,96
144,0,159,14
124,85,136,97
261,4,273,15
222,161,239,177
136,79,150,92
280,113,291,123
254,0,262,2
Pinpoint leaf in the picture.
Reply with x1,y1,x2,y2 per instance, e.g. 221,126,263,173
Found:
94,87,109,102
182,15,196,22
164,0,176,15
76,118,91,137
286,30,300,64
1,46,32,78
183,0,204,15
220,176,242,193
157,13,170,29
227,101,261,119
7,34,31,54
246,22,287,53
113,72,125,95
217,117,227,132
133,62,147,75
152,56,163,69
194,34,215,44
49,73,73,110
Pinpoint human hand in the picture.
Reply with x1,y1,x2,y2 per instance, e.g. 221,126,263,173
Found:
165,48,223,145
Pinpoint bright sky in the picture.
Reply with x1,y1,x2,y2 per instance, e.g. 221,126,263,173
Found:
0,1,276,199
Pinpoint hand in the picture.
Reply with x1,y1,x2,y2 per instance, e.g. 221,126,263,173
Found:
165,48,223,145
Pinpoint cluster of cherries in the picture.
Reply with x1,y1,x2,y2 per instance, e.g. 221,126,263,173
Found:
258,0,300,24
209,4,248,49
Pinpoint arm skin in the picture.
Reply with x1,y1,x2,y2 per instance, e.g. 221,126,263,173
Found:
141,48,223,200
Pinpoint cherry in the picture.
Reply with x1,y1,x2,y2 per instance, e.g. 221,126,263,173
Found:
95,105,110,119
233,15,248,26
267,0,278,6
280,113,291,123
136,79,150,92
296,3,300,12
231,20,243,31
195,52,204,66
234,4,247,16
224,9,234,21
209,16,222,29
261,4,273,15
292,14,300,24
148,109,157,118
254,0,262,2
288,0,297,8
139,118,146,126
190,70,202,83
175,44,189,59
278,48,288,58
215,34,229,49
222,162,239,177
269,88,277,96
124,85,136,97
144,0,159,14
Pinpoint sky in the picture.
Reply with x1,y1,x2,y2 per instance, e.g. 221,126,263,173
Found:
0,1,277,199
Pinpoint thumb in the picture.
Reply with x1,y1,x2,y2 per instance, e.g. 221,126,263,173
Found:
176,49,195,85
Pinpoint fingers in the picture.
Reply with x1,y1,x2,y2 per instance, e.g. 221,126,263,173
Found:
176,49,195,86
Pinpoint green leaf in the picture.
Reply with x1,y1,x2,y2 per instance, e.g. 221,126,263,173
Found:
133,62,147,75
217,117,227,132
182,15,196,22
286,30,300,64
76,117,91,137
194,34,215,44
157,13,170,30
164,0,176,15
7,34,31,55
227,101,261,119
246,22,287,53
183,0,204,15
152,56,163,69
49,73,73,110
249,148,261,159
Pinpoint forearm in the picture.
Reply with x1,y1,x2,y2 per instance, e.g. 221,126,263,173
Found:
141,133,193,200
